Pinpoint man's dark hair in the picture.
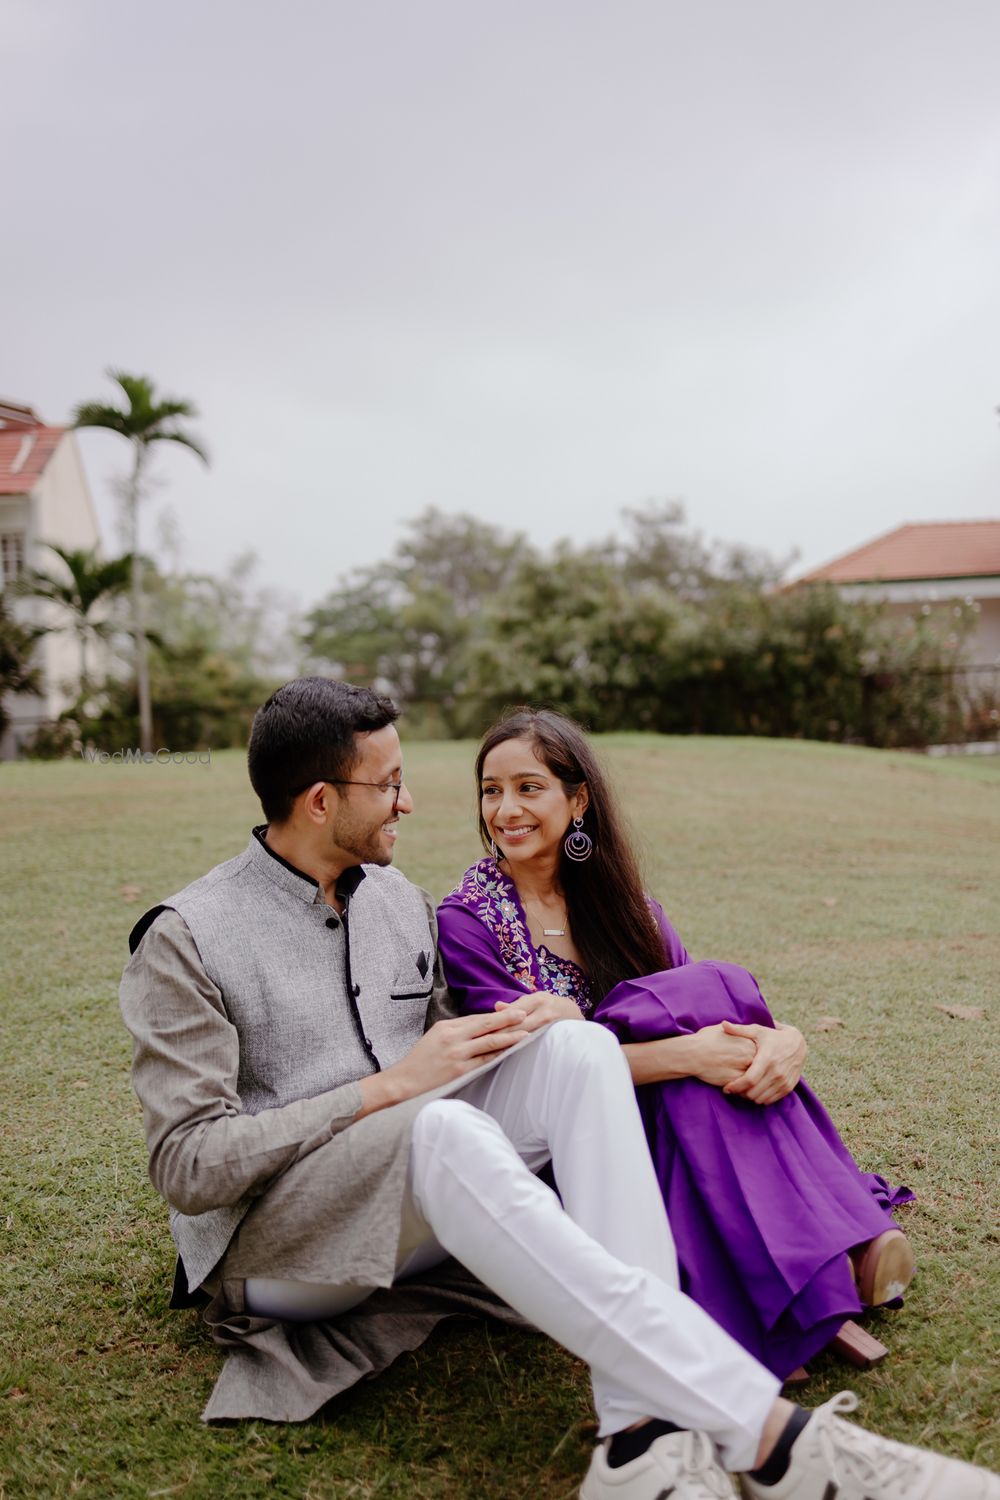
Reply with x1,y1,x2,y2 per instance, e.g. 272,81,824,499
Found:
248,677,399,824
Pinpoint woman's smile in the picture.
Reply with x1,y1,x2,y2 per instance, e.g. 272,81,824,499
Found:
497,823,538,842
481,736,587,865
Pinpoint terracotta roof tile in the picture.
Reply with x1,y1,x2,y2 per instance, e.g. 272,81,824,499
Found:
0,426,66,494
800,521,1000,584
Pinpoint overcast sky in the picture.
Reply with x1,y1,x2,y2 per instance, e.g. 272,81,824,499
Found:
4,0,999,606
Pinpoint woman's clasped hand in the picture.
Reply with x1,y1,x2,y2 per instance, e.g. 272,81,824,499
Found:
718,1019,808,1103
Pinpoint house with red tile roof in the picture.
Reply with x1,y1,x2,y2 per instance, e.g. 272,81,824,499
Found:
1,400,103,756
795,520,1000,687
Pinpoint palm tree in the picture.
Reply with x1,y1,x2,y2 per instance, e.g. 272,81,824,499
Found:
15,543,133,694
73,371,209,751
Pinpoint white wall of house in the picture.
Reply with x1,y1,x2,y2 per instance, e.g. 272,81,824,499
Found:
35,434,102,551
972,598,1000,666
835,577,1000,669
1,432,102,757
34,434,103,710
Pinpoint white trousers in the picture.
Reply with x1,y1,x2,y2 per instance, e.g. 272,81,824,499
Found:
245,1021,779,1469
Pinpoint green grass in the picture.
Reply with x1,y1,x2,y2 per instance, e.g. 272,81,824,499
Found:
1,737,998,1498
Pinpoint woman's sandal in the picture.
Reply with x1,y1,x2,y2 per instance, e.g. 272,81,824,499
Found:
851,1228,916,1307
785,1230,915,1381
826,1229,916,1369
831,1319,889,1369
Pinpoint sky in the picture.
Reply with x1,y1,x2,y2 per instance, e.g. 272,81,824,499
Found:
4,0,999,607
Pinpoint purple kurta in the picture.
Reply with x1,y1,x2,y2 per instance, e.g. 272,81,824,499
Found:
438,859,914,1379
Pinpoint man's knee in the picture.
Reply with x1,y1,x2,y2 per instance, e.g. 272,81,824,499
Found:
538,1017,621,1067
410,1099,521,1222
412,1097,505,1157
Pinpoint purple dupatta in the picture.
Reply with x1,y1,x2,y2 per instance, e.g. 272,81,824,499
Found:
438,859,914,1379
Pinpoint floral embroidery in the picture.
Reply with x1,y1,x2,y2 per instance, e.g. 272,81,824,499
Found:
447,859,593,1014
536,945,592,1011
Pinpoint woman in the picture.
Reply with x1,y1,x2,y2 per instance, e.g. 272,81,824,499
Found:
437,708,916,1382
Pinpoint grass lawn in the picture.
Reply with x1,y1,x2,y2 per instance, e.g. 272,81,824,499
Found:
1,736,998,1498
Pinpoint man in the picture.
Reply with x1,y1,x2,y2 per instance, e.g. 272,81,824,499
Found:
121,677,999,1500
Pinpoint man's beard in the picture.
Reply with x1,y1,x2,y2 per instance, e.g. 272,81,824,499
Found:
333,813,394,866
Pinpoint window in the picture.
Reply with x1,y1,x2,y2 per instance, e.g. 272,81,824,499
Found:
1,533,25,588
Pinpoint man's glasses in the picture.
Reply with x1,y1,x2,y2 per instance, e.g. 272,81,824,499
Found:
290,777,405,812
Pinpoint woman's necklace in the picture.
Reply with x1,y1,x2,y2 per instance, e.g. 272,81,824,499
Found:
523,895,568,938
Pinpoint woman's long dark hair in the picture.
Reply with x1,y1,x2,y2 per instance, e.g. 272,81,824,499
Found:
475,708,670,1001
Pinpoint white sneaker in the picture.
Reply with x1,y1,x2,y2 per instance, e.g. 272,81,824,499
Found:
738,1391,1000,1499
581,1428,736,1499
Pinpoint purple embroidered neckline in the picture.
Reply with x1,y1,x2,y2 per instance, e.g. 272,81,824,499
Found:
451,859,593,1014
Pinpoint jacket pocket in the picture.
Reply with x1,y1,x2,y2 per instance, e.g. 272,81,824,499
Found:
390,949,434,1001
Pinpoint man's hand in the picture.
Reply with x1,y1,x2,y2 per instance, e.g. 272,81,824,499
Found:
720,1020,806,1104
357,1008,530,1117
494,993,584,1032
688,1022,757,1088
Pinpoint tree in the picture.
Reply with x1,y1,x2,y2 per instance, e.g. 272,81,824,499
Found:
387,507,526,617
15,542,132,693
72,557,285,752
73,371,209,752
0,595,42,737
616,500,787,598
471,544,694,731
305,502,974,747
303,509,528,735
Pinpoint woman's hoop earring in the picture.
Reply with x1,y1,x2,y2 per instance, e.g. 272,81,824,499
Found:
489,838,500,863
563,816,593,863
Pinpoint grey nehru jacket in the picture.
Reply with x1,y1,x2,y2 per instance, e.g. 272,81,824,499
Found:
120,829,455,1294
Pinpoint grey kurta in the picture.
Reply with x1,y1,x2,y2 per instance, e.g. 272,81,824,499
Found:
119,833,535,1422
